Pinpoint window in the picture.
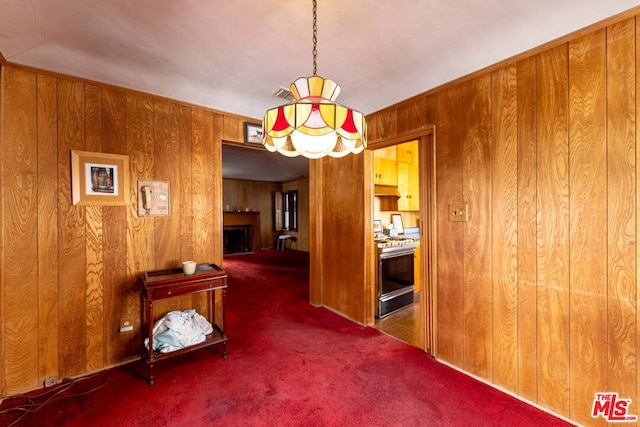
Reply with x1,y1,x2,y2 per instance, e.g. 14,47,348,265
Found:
273,190,298,232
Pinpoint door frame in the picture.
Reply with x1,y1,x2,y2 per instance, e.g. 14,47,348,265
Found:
368,126,437,355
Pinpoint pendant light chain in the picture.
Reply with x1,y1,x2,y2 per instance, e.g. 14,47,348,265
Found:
312,0,317,76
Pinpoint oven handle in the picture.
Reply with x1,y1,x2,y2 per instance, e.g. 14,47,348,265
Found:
378,248,416,259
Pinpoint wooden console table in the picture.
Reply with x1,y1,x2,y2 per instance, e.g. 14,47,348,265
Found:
141,263,228,385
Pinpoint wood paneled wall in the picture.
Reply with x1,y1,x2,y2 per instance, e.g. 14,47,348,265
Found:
310,153,373,323
0,64,242,397
222,178,281,249
355,14,638,427
222,177,310,251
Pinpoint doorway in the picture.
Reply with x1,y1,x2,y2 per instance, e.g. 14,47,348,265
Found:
372,132,436,355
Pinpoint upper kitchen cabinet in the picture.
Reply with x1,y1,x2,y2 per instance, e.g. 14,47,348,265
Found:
373,146,398,186
397,140,419,165
397,141,419,211
397,162,419,211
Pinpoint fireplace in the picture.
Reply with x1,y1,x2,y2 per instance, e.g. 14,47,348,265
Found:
222,211,261,253
223,225,251,254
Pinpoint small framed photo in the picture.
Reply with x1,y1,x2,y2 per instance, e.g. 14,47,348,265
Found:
71,150,130,206
391,214,404,235
244,122,263,145
373,219,383,233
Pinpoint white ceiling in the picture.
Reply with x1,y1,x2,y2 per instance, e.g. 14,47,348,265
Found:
1,0,638,181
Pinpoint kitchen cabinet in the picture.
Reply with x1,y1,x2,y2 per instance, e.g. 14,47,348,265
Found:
397,162,419,211
376,145,397,161
397,140,419,165
374,146,398,186
374,157,398,186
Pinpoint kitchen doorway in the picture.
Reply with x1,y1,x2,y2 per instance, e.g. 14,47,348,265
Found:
372,132,436,355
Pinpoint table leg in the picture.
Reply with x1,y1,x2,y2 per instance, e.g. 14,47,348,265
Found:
146,299,155,385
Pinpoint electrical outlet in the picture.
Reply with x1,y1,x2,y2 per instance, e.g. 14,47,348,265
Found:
44,377,56,387
120,318,133,333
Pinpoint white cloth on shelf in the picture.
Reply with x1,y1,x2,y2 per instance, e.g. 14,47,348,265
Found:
144,309,213,353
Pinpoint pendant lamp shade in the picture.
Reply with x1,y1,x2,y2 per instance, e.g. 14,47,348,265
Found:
262,76,367,159
261,0,367,159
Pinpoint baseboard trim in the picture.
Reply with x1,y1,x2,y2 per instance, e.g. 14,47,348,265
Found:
436,359,578,426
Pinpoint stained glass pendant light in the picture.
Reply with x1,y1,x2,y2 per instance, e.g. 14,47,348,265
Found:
262,0,367,159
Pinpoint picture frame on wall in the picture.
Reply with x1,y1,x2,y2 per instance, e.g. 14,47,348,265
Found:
244,122,263,145
71,150,130,206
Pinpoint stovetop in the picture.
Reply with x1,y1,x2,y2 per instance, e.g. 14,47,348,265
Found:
374,235,418,250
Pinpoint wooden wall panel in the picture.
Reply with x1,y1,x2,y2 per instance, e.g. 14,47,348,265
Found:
318,11,640,427
367,108,397,143
397,96,427,133
0,64,247,396
101,88,130,364
2,67,39,394
153,99,181,269
212,113,225,327
461,76,492,378
36,74,60,385
319,155,366,322
223,114,242,143
636,18,640,420
126,93,158,325
607,16,637,414
308,158,323,307
516,56,538,402
568,30,608,424
535,44,570,416
211,112,224,264
151,99,184,320
435,85,464,366
190,109,215,318
0,65,3,395
57,79,87,378
490,65,518,392
192,109,215,262
424,94,438,125
84,84,105,371
179,105,195,309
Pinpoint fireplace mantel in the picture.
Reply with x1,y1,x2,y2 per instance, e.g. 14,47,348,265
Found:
223,212,261,253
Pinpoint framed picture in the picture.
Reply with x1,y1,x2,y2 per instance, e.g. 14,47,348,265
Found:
71,150,130,206
391,214,404,235
244,122,263,145
373,219,383,233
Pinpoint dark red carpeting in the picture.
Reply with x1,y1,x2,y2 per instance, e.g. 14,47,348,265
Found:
1,249,574,426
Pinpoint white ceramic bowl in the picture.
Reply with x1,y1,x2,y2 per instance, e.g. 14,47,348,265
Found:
182,261,197,275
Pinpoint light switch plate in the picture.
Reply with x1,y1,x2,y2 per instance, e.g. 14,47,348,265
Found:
449,204,468,222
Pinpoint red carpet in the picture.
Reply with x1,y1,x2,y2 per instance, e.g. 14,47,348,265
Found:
0,249,574,426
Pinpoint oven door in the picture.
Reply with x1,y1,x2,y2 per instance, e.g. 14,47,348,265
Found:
377,248,415,318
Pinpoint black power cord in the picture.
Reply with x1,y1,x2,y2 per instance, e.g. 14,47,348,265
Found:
0,373,110,427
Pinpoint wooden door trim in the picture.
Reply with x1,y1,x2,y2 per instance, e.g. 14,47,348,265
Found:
368,126,437,355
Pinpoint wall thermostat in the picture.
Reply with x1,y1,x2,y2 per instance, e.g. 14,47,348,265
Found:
138,180,171,217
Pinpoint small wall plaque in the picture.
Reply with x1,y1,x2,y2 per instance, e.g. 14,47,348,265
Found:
138,180,171,217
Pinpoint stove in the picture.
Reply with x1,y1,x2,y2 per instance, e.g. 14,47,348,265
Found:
375,236,417,253
375,236,417,318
